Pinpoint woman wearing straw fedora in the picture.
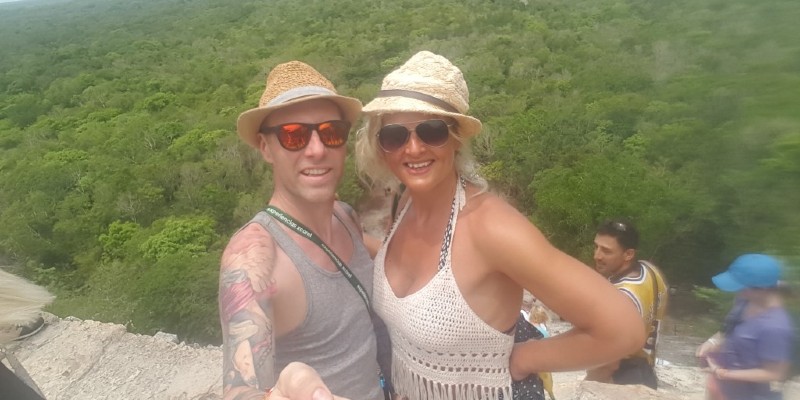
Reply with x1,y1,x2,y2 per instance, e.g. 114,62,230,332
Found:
349,51,645,400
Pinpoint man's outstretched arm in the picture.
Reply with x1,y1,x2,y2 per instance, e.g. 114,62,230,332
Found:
220,224,279,400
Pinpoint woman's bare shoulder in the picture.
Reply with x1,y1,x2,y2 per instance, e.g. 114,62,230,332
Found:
463,189,530,227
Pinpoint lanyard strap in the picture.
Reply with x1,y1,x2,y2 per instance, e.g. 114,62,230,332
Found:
264,205,371,312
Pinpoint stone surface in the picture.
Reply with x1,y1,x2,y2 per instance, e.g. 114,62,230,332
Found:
573,381,680,400
4,315,798,400
546,320,798,400
550,365,706,400
4,314,222,400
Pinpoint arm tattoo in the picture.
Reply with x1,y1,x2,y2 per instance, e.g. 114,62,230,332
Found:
220,228,278,400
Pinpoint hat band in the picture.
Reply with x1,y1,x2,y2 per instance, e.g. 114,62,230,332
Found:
376,89,459,114
267,86,337,107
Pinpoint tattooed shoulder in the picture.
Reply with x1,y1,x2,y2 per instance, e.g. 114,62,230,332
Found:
220,224,278,397
221,223,278,298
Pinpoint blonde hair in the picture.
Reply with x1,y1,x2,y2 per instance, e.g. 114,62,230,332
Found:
528,303,550,326
355,113,488,192
0,269,53,337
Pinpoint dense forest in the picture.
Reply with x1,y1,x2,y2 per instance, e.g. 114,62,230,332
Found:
0,0,797,343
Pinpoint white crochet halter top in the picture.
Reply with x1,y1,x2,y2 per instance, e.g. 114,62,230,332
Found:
374,177,514,400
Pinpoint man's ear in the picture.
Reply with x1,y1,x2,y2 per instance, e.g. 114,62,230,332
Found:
623,248,636,263
258,134,274,164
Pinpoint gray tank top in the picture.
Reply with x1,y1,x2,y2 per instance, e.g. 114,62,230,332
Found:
250,203,383,400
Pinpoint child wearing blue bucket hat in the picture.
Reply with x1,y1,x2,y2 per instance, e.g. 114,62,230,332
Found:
697,254,794,400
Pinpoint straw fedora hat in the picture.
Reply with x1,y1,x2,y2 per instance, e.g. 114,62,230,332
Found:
363,51,482,138
237,61,363,148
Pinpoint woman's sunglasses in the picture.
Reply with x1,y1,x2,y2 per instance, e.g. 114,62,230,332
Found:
377,119,453,152
260,120,351,151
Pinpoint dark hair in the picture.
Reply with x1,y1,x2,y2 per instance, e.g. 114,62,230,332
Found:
596,219,639,250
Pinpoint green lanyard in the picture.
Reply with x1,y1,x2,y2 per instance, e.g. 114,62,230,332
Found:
264,205,371,312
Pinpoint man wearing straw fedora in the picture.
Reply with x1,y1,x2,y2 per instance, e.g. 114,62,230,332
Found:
219,61,384,400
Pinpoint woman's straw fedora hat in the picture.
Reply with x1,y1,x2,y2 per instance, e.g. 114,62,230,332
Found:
363,51,482,138
237,61,363,148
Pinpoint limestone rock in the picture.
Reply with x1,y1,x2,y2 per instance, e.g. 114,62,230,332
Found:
573,381,682,400
4,315,798,400
6,314,222,400
154,331,180,344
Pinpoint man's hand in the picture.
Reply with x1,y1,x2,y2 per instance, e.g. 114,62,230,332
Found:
269,362,350,400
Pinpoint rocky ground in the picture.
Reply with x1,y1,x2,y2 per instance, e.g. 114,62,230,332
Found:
549,321,707,399
548,320,800,399
3,314,221,400
3,314,797,399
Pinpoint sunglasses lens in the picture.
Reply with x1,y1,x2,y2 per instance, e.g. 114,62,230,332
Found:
276,124,311,150
272,121,350,150
416,120,450,147
317,120,350,148
378,125,410,152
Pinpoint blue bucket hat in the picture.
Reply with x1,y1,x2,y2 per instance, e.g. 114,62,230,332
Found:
712,253,782,292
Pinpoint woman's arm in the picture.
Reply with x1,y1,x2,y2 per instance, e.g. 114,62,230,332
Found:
474,199,645,379
709,323,794,383
709,358,790,383
696,332,724,358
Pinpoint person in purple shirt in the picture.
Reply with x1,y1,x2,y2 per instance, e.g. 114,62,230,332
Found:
696,254,795,400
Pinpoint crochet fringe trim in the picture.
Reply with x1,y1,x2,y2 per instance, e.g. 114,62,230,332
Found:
393,362,512,400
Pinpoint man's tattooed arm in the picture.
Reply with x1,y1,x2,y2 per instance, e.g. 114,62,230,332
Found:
219,224,279,400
